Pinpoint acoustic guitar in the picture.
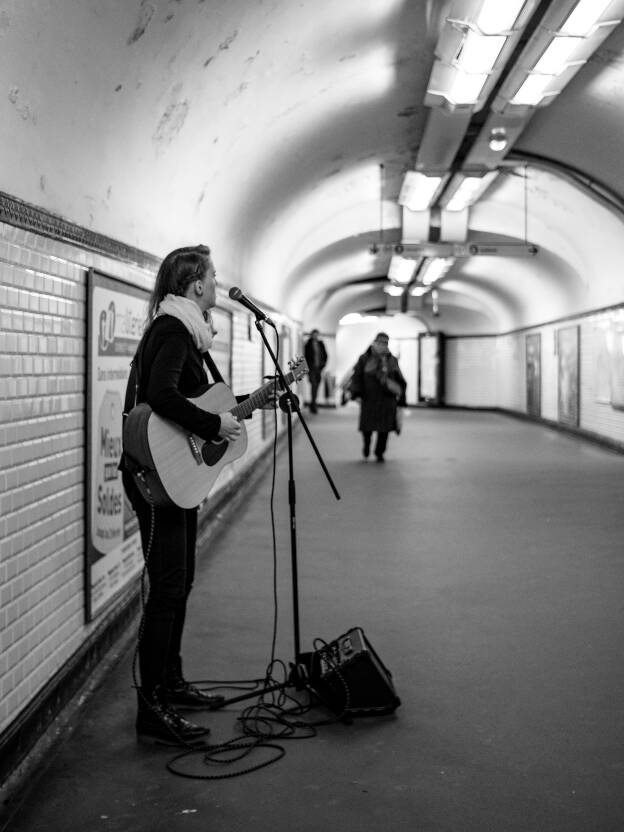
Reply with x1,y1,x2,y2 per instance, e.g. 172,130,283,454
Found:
123,357,308,508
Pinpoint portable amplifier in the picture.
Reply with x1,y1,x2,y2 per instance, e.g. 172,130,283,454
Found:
306,627,400,718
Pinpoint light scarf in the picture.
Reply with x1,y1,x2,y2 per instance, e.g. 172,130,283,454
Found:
156,294,215,352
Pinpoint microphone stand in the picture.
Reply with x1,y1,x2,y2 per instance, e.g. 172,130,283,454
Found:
211,317,342,714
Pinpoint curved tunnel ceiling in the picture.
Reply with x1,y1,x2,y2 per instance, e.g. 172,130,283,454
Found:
2,1,624,334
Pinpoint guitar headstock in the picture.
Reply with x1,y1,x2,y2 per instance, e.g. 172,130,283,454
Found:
288,355,309,382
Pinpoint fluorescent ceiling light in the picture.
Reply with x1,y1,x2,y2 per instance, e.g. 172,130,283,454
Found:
410,285,429,297
399,172,443,211
388,256,417,284
502,0,624,109
533,36,583,74
445,70,489,105
477,0,527,34
421,258,454,286
445,172,498,211
446,177,485,211
457,31,506,73
510,73,555,106
384,284,405,296
561,0,615,36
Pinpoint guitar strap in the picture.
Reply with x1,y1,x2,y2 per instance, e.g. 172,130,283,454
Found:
123,325,151,420
202,350,224,384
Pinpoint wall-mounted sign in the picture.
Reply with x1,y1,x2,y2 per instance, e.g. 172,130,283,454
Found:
526,333,541,417
557,325,580,427
86,270,149,620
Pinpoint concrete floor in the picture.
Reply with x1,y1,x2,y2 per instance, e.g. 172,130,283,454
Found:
3,407,624,832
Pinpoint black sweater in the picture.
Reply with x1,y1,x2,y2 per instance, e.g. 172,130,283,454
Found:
133,315,222,441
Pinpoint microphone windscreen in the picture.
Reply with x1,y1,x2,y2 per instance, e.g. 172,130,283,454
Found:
229,286,242,300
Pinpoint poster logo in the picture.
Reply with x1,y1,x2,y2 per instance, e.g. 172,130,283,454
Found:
99,302,116,353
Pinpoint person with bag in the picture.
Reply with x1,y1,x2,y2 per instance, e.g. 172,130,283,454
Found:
120,244,269,746
349,332,407,462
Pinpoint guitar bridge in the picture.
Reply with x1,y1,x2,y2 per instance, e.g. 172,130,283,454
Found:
187,434,203,465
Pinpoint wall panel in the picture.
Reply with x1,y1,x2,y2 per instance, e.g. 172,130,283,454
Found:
447,310,624,447
445,337,497,406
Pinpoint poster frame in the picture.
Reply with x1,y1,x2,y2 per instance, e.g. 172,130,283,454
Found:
557,324,580,427
525,332,541,417
85,269,149,622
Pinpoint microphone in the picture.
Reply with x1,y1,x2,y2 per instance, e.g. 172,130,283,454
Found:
228,286,276,326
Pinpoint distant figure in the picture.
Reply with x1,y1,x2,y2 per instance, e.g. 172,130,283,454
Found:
349,332,407,462
304,328,328,413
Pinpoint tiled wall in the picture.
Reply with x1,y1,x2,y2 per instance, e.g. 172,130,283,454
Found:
445,337,497,407
0,221,289,735
446,313,624,447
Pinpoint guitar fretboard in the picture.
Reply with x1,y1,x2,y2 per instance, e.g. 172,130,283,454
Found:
229,372,294,419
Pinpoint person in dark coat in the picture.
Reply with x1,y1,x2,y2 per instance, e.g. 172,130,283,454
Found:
303,328,328,413
349,332,407,462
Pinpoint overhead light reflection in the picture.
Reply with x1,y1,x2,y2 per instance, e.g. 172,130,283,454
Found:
339,313,380,326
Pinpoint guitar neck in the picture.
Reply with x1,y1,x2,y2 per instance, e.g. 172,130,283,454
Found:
230,372,293,419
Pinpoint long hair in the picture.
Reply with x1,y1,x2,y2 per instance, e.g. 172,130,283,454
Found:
146,244,211,322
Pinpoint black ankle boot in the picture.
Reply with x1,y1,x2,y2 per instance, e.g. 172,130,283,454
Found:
136,689,210,746
166,676,225,710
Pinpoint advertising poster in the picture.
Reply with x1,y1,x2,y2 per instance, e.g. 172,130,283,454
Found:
86,270,149,620
557,325,580,427
419,333,443,404
525,333,541,417
605,320,624,410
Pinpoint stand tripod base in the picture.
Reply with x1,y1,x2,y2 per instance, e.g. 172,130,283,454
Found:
209,655,351,724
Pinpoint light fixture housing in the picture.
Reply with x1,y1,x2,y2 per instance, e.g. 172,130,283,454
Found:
424,0,539,112
493,0,624,112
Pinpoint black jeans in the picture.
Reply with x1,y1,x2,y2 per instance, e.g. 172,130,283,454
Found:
309,370,322,409
124,474,197,696
362,430,388,458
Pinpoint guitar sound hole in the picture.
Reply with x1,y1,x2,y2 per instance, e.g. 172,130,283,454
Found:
201,439,228,467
